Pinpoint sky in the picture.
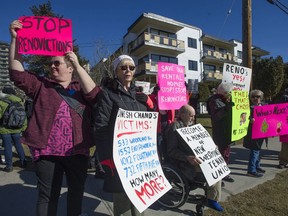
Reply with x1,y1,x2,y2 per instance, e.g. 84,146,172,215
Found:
1,0,288,64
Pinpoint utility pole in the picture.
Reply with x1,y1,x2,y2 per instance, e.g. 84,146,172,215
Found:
242,0,252,88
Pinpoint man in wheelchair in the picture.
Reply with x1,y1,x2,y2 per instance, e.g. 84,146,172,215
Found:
165,104,224,212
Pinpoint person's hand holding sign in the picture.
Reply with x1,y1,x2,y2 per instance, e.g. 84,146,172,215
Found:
10,20,22,39
186,155,202,166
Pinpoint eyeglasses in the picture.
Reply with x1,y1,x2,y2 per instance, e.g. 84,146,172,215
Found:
49,60,66,67
252,95,261,99
120,65,136,71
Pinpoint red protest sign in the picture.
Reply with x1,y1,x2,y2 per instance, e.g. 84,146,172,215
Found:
17,16,73,56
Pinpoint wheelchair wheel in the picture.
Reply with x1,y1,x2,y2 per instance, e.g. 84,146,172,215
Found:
157,165,190,208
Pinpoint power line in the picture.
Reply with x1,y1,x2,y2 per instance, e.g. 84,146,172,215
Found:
216,0,236,38
267,0,288,15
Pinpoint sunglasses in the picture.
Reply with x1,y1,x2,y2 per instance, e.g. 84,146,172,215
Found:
252,95,261,99
49,60,66,67
120,65,136,71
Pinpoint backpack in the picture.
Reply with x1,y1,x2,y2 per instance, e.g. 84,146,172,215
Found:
1,98,26,129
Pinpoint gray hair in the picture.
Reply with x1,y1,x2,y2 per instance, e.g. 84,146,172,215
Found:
217,82,233,95
250,89,264,100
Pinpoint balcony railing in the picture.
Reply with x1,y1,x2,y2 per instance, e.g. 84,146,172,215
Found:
137,61,158,74
128,32,185,53
201,50,238,62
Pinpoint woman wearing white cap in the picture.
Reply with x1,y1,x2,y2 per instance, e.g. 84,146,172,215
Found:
93,55,152,216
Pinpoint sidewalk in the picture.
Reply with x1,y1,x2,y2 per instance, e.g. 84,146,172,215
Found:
0,137,285,216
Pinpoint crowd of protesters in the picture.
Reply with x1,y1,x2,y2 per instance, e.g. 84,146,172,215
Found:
2,19,288,216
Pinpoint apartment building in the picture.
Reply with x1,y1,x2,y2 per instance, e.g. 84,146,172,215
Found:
0,41,11,89
95,13,269,93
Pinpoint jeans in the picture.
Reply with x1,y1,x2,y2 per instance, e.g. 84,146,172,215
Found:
248,149,261,173
2,133,25,167
35,155,89,216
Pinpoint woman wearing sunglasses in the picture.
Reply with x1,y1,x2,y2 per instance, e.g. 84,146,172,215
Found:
243,89,266,177
9,20,100,216
93,55,152,216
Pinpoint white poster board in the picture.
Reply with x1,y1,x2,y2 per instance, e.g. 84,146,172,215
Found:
135,81,151,94
113,109,172,213
176,124,230,186
222,63,252,91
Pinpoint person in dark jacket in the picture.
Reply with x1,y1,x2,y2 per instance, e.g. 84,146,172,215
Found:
93,55,152,216
243,90,266,177
166,104,223,212
208,82,235,183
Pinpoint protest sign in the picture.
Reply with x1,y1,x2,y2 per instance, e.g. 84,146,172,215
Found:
176,124,230,186
252,103,288,139
17,16,73,56
157,62,187,110
135,81,151,94
231,90,250,141
113,109,171,213
222,63,252,91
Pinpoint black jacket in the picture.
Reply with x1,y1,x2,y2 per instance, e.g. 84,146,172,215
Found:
208,94,234,147
93,78,149,192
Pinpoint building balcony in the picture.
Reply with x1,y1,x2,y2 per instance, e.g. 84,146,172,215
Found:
128,32,185,56
203,70,223,81
136,61,158,76
201,50,238,64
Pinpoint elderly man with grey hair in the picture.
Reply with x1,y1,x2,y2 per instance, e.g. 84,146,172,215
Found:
208,82,235,184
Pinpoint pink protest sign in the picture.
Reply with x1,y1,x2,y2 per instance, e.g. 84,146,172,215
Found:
17,16,73,56
157,62,187,110
252,103,288,139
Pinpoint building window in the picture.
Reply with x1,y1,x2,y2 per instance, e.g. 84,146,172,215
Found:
188,38,197,49
219,48,227,54
188,60,198,71
204,64,216,73
203,44,215,52
151,54,178,64
237,51,243,59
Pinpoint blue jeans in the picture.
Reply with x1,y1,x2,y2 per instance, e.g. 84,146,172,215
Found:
248,149,261,173
2,133,25,167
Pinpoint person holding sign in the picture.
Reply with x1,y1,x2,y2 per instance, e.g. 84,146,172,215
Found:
243,90,266,177
208,82,235,183
93,55,152,216
166,105,223,212
9,20,99,216
277,88,288,169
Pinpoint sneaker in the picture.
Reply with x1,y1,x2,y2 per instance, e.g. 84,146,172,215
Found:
3,166,13,172
207,199,224,212
223,175,235,182
247,172,263,177
256,167,266,173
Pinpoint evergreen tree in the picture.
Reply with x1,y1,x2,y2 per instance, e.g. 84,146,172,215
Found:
252,56,284,102
23,0,88,76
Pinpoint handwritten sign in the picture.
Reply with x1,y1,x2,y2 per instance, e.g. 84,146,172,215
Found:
176,124,230,186
231,90,250,141
158,62,187,110
135,81,151,94
222,63,251,91
17,16,73,56
113,109,171,213
252,103,288,139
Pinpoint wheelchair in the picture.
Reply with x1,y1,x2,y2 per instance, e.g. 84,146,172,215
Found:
157,163,207,216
